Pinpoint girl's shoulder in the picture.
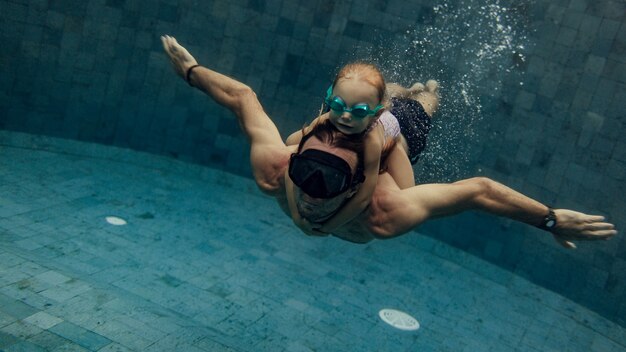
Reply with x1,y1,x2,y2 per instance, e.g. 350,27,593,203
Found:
365,120,385,139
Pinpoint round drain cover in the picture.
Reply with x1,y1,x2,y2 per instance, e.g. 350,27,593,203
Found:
105,216,127,226
378,309,420,331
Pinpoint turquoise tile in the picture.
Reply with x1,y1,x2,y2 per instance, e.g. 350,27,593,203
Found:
0,296,38,321
48,322,110,351
2,340,47,352
26,331,70,350
0,331,19,349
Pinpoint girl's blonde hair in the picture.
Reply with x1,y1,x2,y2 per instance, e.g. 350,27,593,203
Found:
332,61,386,104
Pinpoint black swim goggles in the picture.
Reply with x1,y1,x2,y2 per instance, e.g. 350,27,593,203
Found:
324,86,384,118
288,149,365,199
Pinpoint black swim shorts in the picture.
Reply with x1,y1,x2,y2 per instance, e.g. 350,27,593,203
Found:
390,97,432,164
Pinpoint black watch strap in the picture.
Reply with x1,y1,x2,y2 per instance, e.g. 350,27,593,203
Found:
536,207,557,232
185,64,201,86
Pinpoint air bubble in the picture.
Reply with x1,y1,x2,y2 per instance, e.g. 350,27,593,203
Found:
357,0,529,182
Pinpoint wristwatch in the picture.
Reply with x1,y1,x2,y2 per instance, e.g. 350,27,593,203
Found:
537,207,557,231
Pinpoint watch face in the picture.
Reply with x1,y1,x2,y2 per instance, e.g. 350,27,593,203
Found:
546,219,556,228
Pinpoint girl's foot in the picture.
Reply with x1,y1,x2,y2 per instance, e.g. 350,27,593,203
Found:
409,82,425,94
425,80,439,94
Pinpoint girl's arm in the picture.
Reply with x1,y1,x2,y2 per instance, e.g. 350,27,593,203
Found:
318,127,384,233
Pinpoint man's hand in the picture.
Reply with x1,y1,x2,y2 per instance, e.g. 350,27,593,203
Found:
551,209,617,249
161,35,198,81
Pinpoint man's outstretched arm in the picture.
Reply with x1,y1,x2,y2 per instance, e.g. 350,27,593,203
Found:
368,175,617,248
161,35,290,193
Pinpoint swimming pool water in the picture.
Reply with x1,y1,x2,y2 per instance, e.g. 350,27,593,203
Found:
1,0,625,349
1,131,624,351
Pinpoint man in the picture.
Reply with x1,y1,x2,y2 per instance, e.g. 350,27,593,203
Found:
161,35,616,248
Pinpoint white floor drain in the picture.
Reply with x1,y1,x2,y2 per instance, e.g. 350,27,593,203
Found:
105,216,127,226
378,309,420,331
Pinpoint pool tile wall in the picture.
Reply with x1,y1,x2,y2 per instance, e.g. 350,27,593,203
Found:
0,0,625,326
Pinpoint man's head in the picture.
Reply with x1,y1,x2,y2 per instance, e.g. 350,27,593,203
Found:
288,120,366,222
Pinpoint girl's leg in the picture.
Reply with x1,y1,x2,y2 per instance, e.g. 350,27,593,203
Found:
386,83,410,99
409,80,439,117
385,144,415,189
387,80,439,118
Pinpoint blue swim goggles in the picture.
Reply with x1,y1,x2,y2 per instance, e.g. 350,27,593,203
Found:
324,86,384,118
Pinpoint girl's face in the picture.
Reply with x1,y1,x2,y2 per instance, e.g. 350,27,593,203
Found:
327,78,381,135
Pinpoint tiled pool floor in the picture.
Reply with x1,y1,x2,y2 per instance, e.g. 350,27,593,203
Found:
1,132,625,352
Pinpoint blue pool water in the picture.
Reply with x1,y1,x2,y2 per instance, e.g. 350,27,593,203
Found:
1,132,625,351
1,0,625,350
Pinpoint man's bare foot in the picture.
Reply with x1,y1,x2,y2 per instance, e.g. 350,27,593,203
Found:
551,209,617,249
161,35,198,81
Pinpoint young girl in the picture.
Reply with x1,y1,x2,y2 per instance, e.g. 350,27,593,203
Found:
286,62,439,234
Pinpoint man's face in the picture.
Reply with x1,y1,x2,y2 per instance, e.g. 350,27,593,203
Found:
293,136,359,223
